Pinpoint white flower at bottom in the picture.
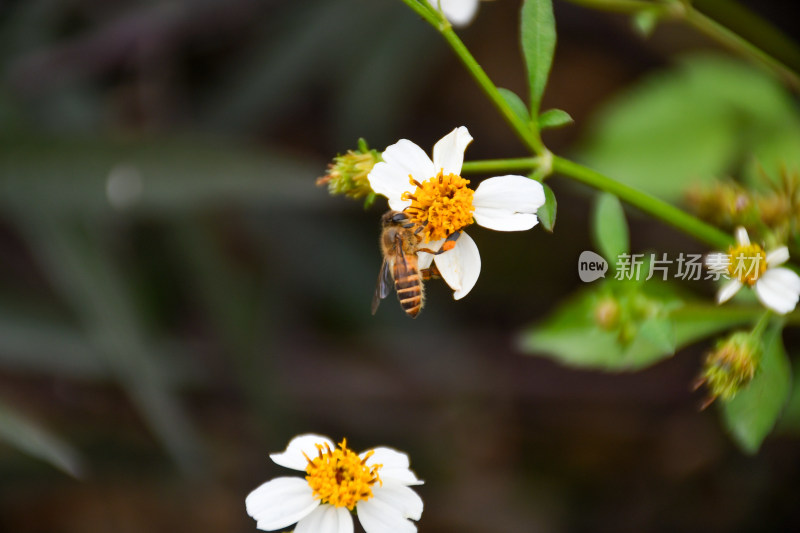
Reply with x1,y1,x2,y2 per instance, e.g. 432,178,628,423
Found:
426,0,480,27
706,227,800,314
367,126,546,300
246,434,423,533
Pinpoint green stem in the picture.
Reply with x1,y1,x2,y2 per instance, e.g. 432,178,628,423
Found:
399,0,544,154
673,304,800,328
562,0,800,91
750,309,773,339
680,2,800,92
552,156,732,249
693,0,800,74
461,157,541,174
398,0,731,250
397,0,441,26
462,156,732,249
561,0,668,14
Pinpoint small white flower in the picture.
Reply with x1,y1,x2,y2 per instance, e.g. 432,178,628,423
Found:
368,126,546,300
426,0,480,27
706,226,800,314
246,434,423,533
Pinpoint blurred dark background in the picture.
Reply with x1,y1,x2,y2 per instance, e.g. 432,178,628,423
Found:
1,0,800,531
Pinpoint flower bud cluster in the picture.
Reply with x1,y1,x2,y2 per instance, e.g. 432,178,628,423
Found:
593,290,672,345
317,139,381,208
699,332,761,404
685,169,800,244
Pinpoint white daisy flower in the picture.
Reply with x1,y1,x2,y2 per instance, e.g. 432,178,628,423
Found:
368,126,546,300
706,226,800,314
426,0,480,27
246,434,423,533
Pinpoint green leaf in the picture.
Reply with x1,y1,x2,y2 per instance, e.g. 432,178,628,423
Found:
537,183,557,232
498,87,531,126
637,316,675,354
723,323,792,454
745,121,800,186
579,55,800,201
520,0,556,118
518,285,673,371
0,399,83,477
593,193,629,264
538,108,573,130
519,285,756,372
632,9,659,37
671,306,758,345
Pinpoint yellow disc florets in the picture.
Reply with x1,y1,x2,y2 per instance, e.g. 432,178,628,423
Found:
727,243,767,285
402,171,475,242
303,439,382,510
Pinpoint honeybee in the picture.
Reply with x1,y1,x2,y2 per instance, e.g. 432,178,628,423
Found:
371,210,459,318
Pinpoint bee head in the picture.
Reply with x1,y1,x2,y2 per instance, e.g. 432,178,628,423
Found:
381,210,410,228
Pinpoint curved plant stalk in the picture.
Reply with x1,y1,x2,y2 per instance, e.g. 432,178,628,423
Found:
400,0,733,250
562,0,800,91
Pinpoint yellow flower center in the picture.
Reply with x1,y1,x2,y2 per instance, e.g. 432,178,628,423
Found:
727,243,767,285
303,439,382,510
401,171,475,242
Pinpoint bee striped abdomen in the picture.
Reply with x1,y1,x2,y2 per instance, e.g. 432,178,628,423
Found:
394,260,424,318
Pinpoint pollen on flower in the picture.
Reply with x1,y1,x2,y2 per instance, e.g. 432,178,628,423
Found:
303,439,382,510
727,243,767,285
401,171,475,242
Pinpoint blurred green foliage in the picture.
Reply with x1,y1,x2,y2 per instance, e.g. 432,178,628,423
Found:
592,192,629,265
723,322,792,453
579,55,800,200
0,0,439,476
519,279,759,371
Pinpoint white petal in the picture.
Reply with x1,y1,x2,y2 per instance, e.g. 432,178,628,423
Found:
368,162,413,212
357,498,417,533
295,505,353,533
416,238,445,270
716,279,742,304
270,434,335,471
432,126,472,176
735,227,750,246
433,231,480,300
765,266,800,292
428,0,480,27
372,484,424,520
472,175,546,231
245,477,318,531
362,447,411,469
766,246,790,267
370,140,435,211
362,447,423,486
755,267,800,314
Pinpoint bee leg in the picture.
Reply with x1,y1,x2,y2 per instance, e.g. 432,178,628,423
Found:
440,230,461,252
417,231,462,255
421,265,441,280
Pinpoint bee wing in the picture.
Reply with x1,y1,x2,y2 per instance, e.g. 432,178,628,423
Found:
371,256,394,315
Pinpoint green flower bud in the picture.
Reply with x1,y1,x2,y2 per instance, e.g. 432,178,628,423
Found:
594,297,620,331
684,181,754,228
317,139,381,208
699,332,761,405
